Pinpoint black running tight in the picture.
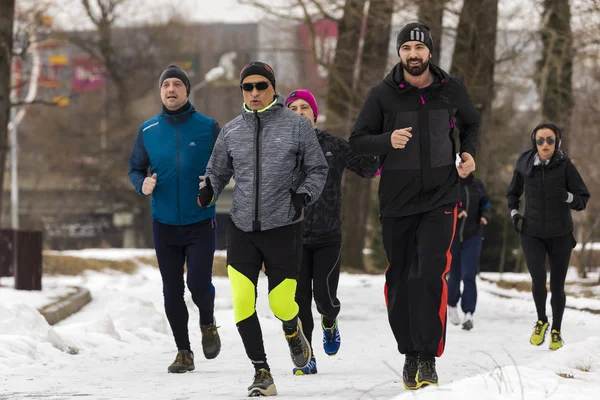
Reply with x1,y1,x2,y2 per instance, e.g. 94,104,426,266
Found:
520,232,576,332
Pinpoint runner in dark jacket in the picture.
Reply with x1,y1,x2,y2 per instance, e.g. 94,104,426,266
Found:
349,22,480,389
447,155,491,331
285,89,378,375
506,123,589,351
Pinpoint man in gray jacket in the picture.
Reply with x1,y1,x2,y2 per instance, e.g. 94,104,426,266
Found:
197,61,328,397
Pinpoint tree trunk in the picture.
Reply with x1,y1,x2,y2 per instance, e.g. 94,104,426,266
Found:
324,0,365,268
0,0,15,226
450,0,499,182
340,0,394,270
537,0,573,151
324,0,366,137
417,0,446,63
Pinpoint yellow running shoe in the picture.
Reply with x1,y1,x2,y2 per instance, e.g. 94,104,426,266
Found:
530,320,549,346
549,329,563,350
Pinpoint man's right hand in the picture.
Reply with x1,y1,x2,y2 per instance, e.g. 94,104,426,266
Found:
142,173,157,195
458,210,468,219
512,213,524,234
390,127,412,149
197,176,215,207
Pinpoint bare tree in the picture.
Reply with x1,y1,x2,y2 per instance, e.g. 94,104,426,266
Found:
0,0,16,225
450,0,499,182
417,0,446,62
536,0,573,150
322,0,366,136
338,0,394,270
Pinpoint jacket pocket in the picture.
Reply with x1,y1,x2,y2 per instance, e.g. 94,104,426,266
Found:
389,112,420,169
429,108,454,168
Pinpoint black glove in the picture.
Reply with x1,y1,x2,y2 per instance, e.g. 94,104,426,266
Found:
290,189,310,221
512,213,523,234
197,177,215,207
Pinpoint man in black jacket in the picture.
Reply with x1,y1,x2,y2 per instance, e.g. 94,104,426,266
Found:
349,22,480,390
447,159,491,331
285,89,378,375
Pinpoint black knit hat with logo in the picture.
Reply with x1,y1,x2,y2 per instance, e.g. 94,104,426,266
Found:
396,22,433,54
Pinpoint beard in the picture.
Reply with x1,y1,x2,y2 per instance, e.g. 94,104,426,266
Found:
401,57,430,76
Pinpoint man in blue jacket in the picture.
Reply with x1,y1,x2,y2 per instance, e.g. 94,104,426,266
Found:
129,65,221,373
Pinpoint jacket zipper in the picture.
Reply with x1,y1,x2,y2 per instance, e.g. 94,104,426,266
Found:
541,165,546,234
176,125,181,224
253,112,262,231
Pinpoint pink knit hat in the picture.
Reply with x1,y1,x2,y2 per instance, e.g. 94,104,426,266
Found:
285,89,318,122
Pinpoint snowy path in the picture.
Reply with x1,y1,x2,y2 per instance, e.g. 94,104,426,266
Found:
1,264,600,399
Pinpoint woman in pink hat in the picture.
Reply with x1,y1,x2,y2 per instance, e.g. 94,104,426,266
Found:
285,89,379,375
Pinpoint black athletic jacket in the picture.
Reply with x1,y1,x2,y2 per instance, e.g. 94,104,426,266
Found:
506,149,590,238
456,174,490,243
303,128,379,244
349,63,479,217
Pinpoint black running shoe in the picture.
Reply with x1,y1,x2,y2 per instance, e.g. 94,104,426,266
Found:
167,350,195,373
415,359,439,388
247,368,277,397
403,354,419,390
284,319,312,368
200,320,221,359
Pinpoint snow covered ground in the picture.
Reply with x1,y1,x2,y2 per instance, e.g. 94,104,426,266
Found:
1,249,599,399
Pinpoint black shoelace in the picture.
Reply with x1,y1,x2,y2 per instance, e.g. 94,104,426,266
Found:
254,369,271,382
420,360,436,374
551,331,562,343
289,334,304,355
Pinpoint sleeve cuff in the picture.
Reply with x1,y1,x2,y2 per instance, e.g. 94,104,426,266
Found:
566,192,574,203
510,209,520,218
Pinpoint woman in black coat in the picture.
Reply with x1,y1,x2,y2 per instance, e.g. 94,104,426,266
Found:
506,123,590,350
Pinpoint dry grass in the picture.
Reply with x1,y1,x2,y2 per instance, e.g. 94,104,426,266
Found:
43,254,138,275
573,359,592,372
483,276,599,299
556,372,575,379
42,254,230,277
493,280,533,292
213,256,227,277
134,257,158,268
43,251,382,278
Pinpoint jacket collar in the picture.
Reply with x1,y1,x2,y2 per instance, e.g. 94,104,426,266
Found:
384,62,450,93
160,102,195,124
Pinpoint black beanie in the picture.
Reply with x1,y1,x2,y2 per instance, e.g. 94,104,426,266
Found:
396,22,433,54
239,61,276,90
159,65,191,95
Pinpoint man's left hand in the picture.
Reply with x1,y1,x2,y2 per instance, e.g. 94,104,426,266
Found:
458,152,476,175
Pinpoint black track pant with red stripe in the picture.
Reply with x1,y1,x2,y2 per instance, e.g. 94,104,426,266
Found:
381,204,457,359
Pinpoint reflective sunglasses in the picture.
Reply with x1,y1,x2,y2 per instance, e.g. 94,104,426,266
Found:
536,137,555,146
241,81,270,92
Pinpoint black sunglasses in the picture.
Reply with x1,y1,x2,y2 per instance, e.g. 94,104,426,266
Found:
241,81,270,92
536,137,555,146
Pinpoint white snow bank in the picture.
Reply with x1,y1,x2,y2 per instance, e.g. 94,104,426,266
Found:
0,303,78,368
393,337,600,399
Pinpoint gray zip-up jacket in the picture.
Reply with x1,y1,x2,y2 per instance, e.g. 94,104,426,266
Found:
206,95,328,232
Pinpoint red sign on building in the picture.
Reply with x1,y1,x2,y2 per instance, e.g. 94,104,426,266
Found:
72,56,105,93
